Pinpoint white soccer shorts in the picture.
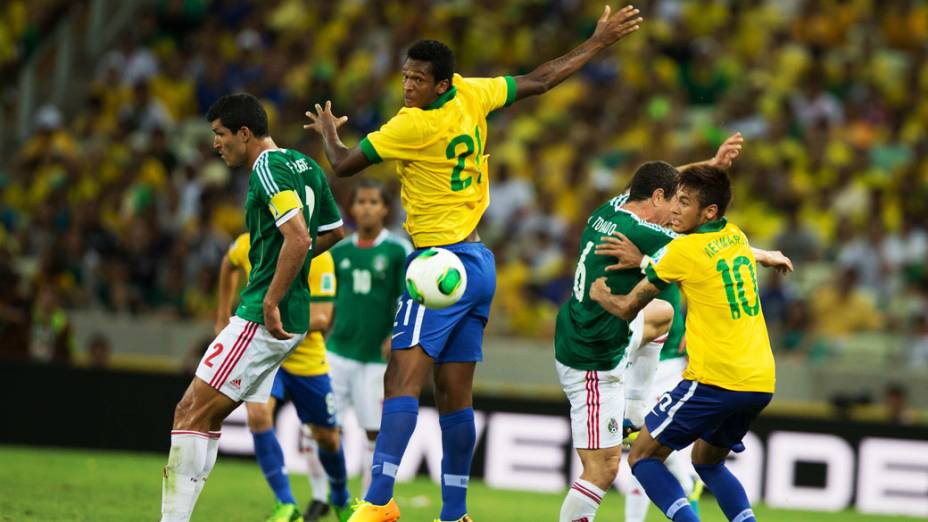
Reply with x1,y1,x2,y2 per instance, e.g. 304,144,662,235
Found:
327,350,386,432
196,316,305,403
556,311,645,449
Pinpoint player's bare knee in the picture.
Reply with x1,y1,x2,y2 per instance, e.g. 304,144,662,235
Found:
691,439,728,466
245,403,274,432
312,426,340,452
644,299,674,335
582,451,620,490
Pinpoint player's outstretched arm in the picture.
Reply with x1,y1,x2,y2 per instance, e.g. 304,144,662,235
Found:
589,275,659,321
264,213,313,339
215,253,241,335
304,101,371,177
752,248,794,274
677,132,744,172
511,5,643,103
313,227,346,258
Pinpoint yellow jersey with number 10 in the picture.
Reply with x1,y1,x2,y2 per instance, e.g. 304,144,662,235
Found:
645,218,775,393
227,233,336,376
360,73,517,248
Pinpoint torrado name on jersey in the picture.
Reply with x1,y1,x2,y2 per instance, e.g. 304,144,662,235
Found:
703,233,742,259
590,216,618,236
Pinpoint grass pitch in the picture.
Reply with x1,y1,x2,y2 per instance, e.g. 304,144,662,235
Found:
0,445,920,521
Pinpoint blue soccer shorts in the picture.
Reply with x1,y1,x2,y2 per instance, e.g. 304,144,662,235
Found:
391,241,496,363
269,368,337,428
645,379,772,452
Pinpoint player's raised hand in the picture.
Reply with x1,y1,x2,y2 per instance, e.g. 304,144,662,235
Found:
591,5,643,48
711,132,744,170
757,250,794,274
304,101,348,135
263,304,294,340
589,276,614,304
595,231,643,271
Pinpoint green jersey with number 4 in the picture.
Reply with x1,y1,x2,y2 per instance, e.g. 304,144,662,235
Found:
555,196,677,371
236,149,342,334
327,230,412,363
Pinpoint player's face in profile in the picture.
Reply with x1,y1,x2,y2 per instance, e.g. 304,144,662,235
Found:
401,59,445,109
210,120,246,167
669,187,701,233
351,187,388,229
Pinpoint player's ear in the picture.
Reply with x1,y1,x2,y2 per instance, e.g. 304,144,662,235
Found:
237,126,251,142
703,203,719,222
436,78,451,95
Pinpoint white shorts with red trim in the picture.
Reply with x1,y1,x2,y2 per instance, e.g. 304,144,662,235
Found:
555,311,645,450
195,316,305,403
556,360,625,450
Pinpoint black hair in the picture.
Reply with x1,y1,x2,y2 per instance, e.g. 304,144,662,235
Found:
407,40,455,85
678,165,732,217
352,178,391,207
627,161,679,203
206,93,268,137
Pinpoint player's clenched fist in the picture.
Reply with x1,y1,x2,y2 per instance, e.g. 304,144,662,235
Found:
591,5,644,47
588,276,614,304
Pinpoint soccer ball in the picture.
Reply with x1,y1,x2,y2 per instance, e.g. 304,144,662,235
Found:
405,248,467,310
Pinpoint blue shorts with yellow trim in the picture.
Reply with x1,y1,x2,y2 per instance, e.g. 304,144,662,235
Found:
270,368,337,428
391,241,496,363
645,379,772,452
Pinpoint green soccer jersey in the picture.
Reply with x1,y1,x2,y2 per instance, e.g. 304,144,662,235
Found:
235,148,342,334
555,195,677,371
658,283,686,361
327,229,412,363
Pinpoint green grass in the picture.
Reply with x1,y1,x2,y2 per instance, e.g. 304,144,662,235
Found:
0,445,919,522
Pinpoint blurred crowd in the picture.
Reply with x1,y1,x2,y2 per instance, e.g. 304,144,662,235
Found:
1,0,927,367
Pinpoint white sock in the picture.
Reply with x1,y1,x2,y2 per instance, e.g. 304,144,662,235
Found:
560,479,605,522
161,431,209,522
361,438,376,497
191,431,221,504
624,475,649,522
301,429,329,502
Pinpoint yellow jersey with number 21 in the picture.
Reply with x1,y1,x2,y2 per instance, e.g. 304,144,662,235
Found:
645,218,775,393
359,73,517,248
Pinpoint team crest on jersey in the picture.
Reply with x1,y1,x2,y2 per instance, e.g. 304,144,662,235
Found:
340,258,351,269
374,255,387,273
607,417,618,434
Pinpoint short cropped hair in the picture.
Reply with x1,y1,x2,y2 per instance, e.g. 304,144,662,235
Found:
206,93,268,137
352,178,391,207
627,161,679,203
407,40,455,85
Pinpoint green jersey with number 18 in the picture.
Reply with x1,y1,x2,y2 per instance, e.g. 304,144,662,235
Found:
555,195,677,371
235,148,342,334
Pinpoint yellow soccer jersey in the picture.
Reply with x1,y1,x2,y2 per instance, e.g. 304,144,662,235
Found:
645,219,776,393
227,232,252,276
227,233,336,376
359,73,517,247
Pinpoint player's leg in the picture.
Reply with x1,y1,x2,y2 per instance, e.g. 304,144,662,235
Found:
247,394,303,518
282,368,350,516
299,426,330,520
433,360,476,522
624,300,673,431
555,362,625,522
354,359,387,497
690,391,772,522
362,346,433,506
162,319,260,522
430,244,496,522
627,379,722,522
